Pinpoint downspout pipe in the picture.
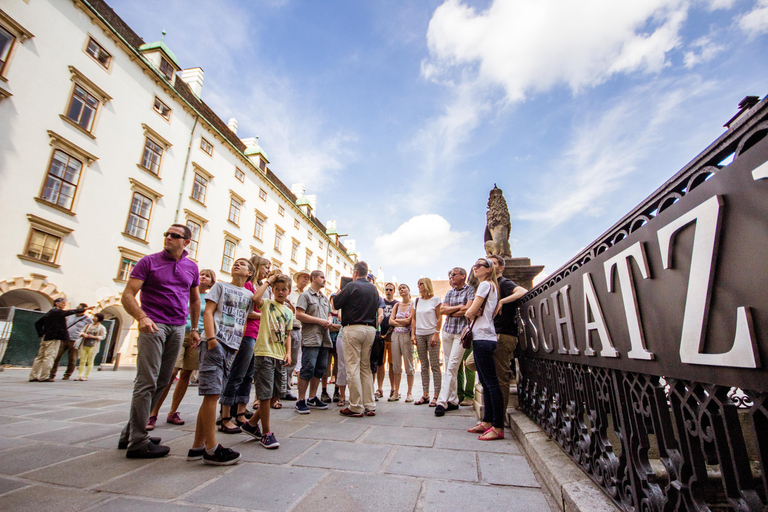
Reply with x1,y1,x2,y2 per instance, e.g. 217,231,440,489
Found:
175,115,200,222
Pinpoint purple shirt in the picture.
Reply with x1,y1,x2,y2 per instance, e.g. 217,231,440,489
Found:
131,250,200,325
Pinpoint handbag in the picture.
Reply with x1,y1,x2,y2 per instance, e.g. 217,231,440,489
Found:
460,290,490,349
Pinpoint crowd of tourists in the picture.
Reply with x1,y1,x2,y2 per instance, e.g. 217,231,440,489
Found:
28,223,527,466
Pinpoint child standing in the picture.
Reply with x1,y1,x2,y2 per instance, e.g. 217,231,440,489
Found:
190,258,254,465
241,271,293,449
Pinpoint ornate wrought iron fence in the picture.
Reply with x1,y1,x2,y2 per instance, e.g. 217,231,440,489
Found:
516,96,768,511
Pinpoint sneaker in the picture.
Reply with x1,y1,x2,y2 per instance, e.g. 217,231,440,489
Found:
339,408,364,417
459,398,474,407
435,404,446,417
241,421,262,440
146,415,157,431
187,446,206,461
62,374,70,381
260,431,280,449
282,393,298,401
321,391,332,403
295,399,310,414
118,436,161,450
126,441,170,459
307,397,329,410
388,393,399,402
166,412,185,425
203,444,241,465
446,403,460,411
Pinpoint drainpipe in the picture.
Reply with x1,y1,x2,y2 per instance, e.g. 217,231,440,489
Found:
174,115,200,222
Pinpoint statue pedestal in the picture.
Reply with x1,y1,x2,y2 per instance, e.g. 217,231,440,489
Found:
503,257,544,290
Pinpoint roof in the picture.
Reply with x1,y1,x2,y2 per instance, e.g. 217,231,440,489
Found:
244,143,269,161
138,40,180,68
295,197,311,206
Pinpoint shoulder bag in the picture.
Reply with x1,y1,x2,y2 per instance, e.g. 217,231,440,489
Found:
460,290,490,349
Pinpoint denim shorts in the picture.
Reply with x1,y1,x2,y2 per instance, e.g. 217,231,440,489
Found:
253,356,284,401
197,341,237,396
299,346,329,381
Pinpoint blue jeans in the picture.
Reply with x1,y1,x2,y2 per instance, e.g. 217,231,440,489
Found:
299,346,329,381
473,338,504,429
219,336,256,406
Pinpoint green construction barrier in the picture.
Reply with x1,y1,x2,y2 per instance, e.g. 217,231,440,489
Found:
1,308,114,367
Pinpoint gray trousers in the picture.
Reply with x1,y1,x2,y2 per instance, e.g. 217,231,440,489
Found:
119,323,185,450
281,328,301,394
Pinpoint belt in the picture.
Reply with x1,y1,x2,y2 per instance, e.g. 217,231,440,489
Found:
344,322,376,327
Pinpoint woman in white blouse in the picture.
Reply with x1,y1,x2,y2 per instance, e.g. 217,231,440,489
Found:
76,313,107,381
409,278,442,406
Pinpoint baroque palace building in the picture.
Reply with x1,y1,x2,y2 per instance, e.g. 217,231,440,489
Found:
0,0,359,364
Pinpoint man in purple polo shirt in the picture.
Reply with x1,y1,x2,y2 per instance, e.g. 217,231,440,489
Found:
118,224,201,458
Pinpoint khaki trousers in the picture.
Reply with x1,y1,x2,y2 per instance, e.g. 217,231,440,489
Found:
29,338,60,380
342,325,375,413
493,333,518,411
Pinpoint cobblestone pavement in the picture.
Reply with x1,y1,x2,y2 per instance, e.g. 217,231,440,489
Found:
0,367,554,512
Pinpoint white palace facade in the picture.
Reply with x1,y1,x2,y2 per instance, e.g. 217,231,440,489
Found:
0,0,359,364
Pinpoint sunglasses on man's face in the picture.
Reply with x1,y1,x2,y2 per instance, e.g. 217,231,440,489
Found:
164,232,188,240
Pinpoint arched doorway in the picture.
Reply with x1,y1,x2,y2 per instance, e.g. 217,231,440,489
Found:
0,274,65,311
93,295,134,365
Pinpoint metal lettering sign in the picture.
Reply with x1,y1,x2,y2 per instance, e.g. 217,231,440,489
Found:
517,110,768,392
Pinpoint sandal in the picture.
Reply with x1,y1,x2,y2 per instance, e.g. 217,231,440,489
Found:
478,428,504,441
414,396,429,405
218,417,242,434
337,399,346,407
235,412,251,426
375,390,383,399
271,400,282,409
468,423,489,433
429,397,438,407
405,394,414,403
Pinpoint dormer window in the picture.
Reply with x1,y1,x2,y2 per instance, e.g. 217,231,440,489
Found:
159,57,174,80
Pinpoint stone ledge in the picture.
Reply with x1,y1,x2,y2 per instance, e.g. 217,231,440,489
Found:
507,400,619,512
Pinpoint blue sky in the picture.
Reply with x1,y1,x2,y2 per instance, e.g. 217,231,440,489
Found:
111,0,768,289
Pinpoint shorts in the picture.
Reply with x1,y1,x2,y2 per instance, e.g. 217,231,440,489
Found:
299,346,329,381
197,341,237,396
175,332,200,371
253,356,284,401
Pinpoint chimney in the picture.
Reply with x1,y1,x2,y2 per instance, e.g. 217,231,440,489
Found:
228,118,238,134
291,183,306,198
180,67,204,97
724,95,761,129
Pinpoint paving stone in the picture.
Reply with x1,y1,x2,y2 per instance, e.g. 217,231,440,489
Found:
293,440,391,472
70,410,130,425
0,415,25,425
0,443,96,475
435,428,521,454
347,411,407,426
26,424,123,445
423,480,552,511
290,421,368,441
233,436,315,463
292,471,422,512
185,463,326,511
0,484,109,512
0,419,72,438
385,446,478,482
24,450,151,487
27,407,105,421
0,475,29,494
0,435,33,451
88,496,211,512
95,458,229,499
85,427,190,451
288,409,350,422
63,399,125,408
362,425,436,447
402,412,476,430
478,452,540,487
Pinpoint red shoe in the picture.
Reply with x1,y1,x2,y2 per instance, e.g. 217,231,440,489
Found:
146,415,157,431
339,408,363,417
166,412,185,425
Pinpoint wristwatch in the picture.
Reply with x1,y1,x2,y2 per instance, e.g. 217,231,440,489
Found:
190,328,199,333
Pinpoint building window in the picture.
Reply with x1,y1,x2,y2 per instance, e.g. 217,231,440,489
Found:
291,240,299,262
317,257,323,270
254,216,265,240
221,239,236,273
186,220,201,260
228,197,241,225
305,249,312,270
159,57,174,81
278,205,285,216
259,158,267,171
66,84,99,132
153,96,171,120
326,264,332,278
40,149,82,211
318,240,323,250
294,219,300,229
307,230,313,241
259,188,267,201
0,12,33,80
125,192,152,240
25,229,60,264
191,173,207,204
141,137,163,175
274,229,284,253
336,256,340,264
235,168,245,182
85,37,111,68
0,25,14,76
200,137,213,156
117,257,137,281
335,270,340,287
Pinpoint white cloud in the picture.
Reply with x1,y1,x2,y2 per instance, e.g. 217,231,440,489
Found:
373,214,469,266
739,0,768,37
423,0,688,102
706,0,738,9
683,35,726,67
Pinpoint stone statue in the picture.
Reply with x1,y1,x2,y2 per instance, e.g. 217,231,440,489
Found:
484,184,512,258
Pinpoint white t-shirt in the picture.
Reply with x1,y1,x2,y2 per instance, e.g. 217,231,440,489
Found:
206,282,254,350
414,296,441,335
472,281,498,341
